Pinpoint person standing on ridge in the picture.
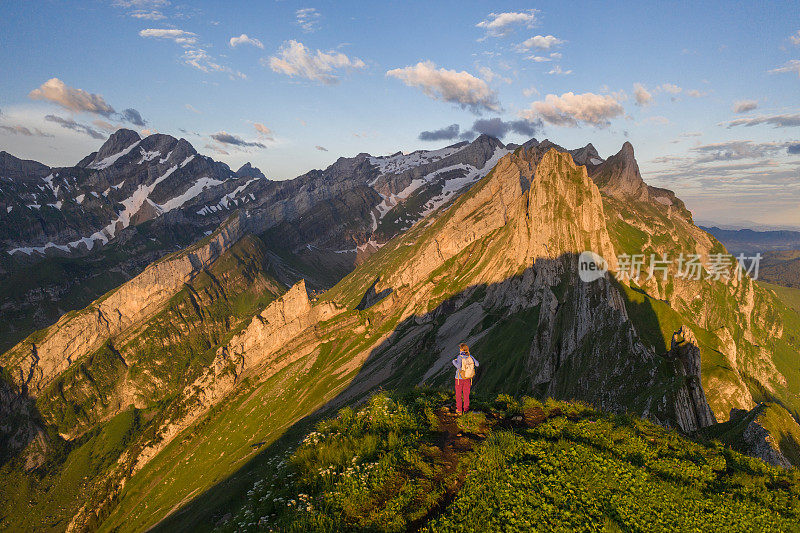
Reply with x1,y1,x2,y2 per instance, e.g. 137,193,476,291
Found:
453,343,478,414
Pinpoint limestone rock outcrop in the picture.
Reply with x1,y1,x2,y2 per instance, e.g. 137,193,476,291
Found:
2,211,247,395
665,327,718,432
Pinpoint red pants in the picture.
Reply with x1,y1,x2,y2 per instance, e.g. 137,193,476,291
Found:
455,378,471,413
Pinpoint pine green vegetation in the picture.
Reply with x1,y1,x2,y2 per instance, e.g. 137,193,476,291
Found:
219,389,800,532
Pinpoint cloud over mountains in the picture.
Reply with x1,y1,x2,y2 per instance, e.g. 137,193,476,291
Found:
387,61,500,114
267,40,365,85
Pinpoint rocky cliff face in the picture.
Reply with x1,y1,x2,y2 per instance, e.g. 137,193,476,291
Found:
196,148,715,432
0,131,517,353
664,327,718,432
2,210,248,396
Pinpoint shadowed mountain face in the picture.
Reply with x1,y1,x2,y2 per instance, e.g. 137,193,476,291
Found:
0,138,798,532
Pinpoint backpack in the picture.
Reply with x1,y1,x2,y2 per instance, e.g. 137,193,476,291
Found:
459,355,475,380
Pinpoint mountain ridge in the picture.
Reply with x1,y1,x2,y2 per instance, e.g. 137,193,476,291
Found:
1,134,799,532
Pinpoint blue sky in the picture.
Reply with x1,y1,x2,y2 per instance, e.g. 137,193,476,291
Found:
1,0,799,226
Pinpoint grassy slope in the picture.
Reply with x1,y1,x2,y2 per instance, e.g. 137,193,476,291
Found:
602,197,800,419
0,218,205,353
219,390,800,532
0,234,285,532
703,402,800,467
0,409,141,532
759,281,800,315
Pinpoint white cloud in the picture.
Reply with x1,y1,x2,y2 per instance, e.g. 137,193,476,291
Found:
659,83,682,94
633,83,653,106
386,61,500,113
520,91,625,127
44,114,106,139
547,65,571,75
296,8,321,32
732,100,758,113
477,66,511,84
690,140,794,163
138,28,197,45
184,48,246,79
769,59,800,77
644,115,670,125
253,122,273,140
522,86,539,97
140,28,245,79
29,78,115,116
476,11,538,38
525,55,551,62
114,0,169,7
129,10,165,20
267,40,365,85
686,89,708,97
93,119,123,133
789,30,800,46
721,113,800,128
229,34,264,49
517,35,564,50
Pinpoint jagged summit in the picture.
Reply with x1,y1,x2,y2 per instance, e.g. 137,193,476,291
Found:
591,141,648,200
91,128,141,162
570,142,603,167
235,162,267,180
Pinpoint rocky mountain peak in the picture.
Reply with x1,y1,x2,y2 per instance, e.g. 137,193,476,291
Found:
620,140,635,157
569,142,602,166
472,133,505,149
94,128,141,161
236,162,267,180
0,151,51,181
591,141,648,200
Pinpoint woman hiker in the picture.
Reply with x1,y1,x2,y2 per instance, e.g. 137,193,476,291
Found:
453,343,479,414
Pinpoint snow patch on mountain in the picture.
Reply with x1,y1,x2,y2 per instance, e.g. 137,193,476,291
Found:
420,148,510,217
137,149,161,164
8,164,180,256
156,176,225,212
89,140,141,170
367,143,467,185
370,146,511,231
195,176,261,215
